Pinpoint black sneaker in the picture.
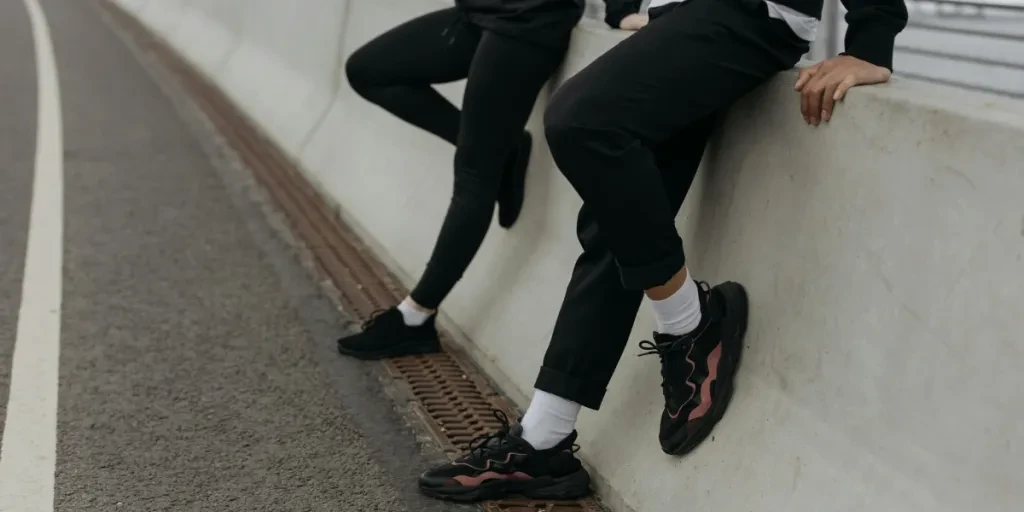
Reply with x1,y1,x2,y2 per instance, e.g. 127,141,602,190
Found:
497,131,532,229
638,281,749,456
336,307,441,360
418,411,592,502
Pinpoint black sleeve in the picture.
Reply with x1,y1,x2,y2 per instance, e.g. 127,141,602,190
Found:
602,0,642,29
839,0,909,70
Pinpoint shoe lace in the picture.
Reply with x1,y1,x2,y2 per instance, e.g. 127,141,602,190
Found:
465,410,514,458
638,337,693,402
636,281,712,361
464,410,583,458
638,281,711,401
360,309,388,330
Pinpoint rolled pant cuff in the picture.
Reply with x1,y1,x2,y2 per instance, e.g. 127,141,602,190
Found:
617,249,686,290
534,366,606,410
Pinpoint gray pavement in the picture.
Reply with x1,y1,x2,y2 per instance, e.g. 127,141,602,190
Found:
1,1,464,510
0,0,37,449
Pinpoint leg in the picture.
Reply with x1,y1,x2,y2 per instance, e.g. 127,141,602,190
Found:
338,32,566,359
345,8,533,231
344,8,479,145
531,0,809,454
543,0,806,290
409,32,565,308
534,117,717,411
415,120,715,502
537,0,806,404
419,0,808,501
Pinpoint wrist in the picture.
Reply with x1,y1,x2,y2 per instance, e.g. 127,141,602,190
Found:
604,8,638,29
843,25,899,71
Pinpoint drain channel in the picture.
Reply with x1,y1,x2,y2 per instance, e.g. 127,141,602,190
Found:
99,3,607,511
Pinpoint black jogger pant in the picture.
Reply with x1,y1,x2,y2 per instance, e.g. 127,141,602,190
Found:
345,8,566,309
536,0,809,409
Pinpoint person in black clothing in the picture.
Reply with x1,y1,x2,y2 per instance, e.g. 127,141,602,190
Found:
417,0,907,503
337,0,645,360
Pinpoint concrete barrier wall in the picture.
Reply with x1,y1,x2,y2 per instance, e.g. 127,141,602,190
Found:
133,0,188,41
112,1,1024,510
168,0,246,78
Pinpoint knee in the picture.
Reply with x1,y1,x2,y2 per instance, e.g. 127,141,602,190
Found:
544,85,607,181
344,48,376,97
450,161,503,201
543,89,585,156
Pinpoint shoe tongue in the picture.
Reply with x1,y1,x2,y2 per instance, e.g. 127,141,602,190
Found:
509,423,576,452
653,332,692,344
649,335,697,396
559,429,579,447
509,423,524,438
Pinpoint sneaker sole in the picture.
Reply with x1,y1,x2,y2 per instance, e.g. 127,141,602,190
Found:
336,338,442,360
418,467,592,503
662,281,749,456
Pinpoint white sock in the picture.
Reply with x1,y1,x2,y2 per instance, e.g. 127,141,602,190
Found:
650,273,702,336
396,298,433,327
520,389,581,450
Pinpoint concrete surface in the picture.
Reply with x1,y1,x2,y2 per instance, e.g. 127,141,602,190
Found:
212,0,348,156
0,1,465,511
110,1,1024,511
169,0,245,78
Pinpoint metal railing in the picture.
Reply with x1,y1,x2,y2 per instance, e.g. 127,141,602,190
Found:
585,0,1024,99
818,0,1024,98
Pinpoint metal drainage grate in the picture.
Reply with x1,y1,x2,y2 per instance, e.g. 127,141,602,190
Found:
99,3,607,511
385,354,510,455
383,356,603,512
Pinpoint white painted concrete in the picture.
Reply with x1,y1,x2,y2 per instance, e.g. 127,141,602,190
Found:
166,0,245,78
213,0,349,155
0,0,64,510
113,0,151,16
300,0,461,227
123,2,1024,511
133,0,189,41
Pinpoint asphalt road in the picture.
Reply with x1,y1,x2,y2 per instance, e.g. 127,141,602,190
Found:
0,1,463,511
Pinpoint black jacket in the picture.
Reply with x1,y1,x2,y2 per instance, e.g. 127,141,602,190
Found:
455,0,588,48
457,0,907,70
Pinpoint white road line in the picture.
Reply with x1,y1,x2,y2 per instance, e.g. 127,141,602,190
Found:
0,0,64,510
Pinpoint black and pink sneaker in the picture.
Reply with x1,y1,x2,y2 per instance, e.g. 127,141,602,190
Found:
639,281,749,456
418,411,592,502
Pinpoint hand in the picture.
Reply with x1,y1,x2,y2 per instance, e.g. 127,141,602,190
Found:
794,55,891,126
619,13,649,31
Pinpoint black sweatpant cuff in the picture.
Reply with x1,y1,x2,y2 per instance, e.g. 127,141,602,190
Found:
535,366,607,410
618,248,686,290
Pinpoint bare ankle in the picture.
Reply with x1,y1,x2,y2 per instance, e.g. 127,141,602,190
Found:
645,267,687,301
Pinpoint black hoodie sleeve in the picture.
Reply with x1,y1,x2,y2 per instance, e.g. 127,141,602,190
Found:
602,0,643,29
839,0,908,70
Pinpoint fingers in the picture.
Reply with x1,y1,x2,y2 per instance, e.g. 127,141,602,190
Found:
800,63,860,125
797,57,893,125
795,69,811,91
833,75,857,102
798,64,821,121
797,62,829,124
800,84,811,123
801,70,829,125
820,74,841,123
794,64,819,91
805,83,822,125
618,13,649,30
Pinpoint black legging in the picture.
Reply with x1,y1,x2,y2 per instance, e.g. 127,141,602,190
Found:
345,8,566,309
